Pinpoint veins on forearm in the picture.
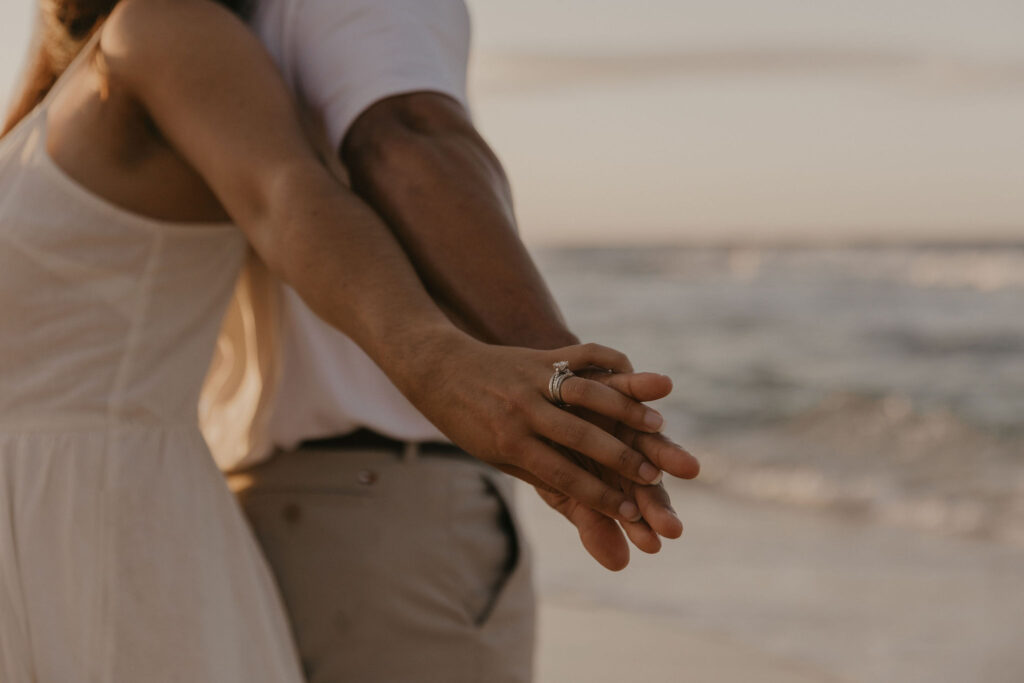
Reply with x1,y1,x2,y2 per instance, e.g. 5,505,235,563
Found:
342,96,578,350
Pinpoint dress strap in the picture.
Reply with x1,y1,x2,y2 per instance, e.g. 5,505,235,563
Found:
35,27,106,114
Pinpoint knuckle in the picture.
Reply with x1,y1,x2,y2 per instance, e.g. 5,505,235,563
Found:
517,445,540,471
549,463,575,493
597,485,621,513
613,353,631,370
616,446,639,472
560,420,588,449
493,427,523,458
564,379,589,404
620,426,641,451
505,386,533,414
616,389,637,412
627,401,647,424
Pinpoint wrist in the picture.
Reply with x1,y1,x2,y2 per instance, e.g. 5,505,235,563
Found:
379,323,479,400
509,325,579,350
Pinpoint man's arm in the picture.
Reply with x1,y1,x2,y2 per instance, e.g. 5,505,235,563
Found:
340,92,699,568
342,93,576,349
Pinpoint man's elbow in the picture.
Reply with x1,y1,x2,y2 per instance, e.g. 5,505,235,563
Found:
341,92,493,185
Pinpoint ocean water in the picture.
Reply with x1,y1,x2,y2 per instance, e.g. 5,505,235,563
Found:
536,245,1024,544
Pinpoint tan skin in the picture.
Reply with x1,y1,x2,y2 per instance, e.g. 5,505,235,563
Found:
22,0,699,564
344,94,699,566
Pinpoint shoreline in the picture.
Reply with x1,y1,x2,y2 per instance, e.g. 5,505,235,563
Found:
520,483,1024,682
533,239,1024,251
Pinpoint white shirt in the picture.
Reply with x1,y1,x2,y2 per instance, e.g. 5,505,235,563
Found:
249,0,472,451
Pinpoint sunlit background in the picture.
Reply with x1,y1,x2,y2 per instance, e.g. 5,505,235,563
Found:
3,2,1023,681
5,1,1024,244
467,0,1024,246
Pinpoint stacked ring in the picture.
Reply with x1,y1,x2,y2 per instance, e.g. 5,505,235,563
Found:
548,361,575,407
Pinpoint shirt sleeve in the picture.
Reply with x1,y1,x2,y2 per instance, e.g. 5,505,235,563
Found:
286,0,472,152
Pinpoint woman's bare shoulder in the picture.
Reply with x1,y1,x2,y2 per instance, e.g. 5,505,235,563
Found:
100,0,259,88
89,0,325,240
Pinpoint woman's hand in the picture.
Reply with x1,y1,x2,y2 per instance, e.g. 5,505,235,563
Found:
538,370,700,570
401,334,697,526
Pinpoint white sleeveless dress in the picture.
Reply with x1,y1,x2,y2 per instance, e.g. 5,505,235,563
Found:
0,39,306,682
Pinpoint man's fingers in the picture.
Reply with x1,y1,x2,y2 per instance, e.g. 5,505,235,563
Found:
557,376,665,433
634,483,683,539
535,487,630,571
620,517,662,554
522,439,643,523
534,408,663,486
495,463,556,493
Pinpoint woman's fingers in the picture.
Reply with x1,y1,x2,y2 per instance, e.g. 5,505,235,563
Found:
556,343,634,374
521,439,643,523
557,376,665,433
565,404,700,482
534,407,664,486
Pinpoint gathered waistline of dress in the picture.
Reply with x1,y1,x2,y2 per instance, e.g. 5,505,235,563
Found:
0,416,199,436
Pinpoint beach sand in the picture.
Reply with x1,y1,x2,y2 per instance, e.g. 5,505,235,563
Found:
520,482,1024,683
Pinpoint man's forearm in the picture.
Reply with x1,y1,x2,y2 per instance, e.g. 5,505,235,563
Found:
341,93,579,350
339,93,701,564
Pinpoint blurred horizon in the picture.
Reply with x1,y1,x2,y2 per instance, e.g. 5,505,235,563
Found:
2,0,1023,245
466,0,1024,245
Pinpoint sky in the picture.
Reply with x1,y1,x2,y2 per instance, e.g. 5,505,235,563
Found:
2,0,1023,245
0,2,32,99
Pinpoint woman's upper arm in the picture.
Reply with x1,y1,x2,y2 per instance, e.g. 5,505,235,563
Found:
100,0,319,241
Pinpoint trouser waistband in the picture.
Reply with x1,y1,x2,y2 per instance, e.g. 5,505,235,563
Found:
227,433,493,495
298,428,467,462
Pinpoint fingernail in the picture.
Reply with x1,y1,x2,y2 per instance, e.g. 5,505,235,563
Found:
643,409,664,430
619,500,640,521
639,462,662,484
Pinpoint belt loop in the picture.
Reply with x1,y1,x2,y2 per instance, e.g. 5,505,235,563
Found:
402,441,420,463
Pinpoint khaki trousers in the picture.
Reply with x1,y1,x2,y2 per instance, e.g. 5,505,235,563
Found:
228,445,536,683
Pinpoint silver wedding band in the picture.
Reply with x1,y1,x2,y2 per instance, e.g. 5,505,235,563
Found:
548,361,575,407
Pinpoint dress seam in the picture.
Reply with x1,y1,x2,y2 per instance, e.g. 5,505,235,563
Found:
1,463,38,681
96,229,163,680
107,232,164,422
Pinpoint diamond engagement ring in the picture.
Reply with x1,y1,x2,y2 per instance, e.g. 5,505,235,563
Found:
548,361,575,407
